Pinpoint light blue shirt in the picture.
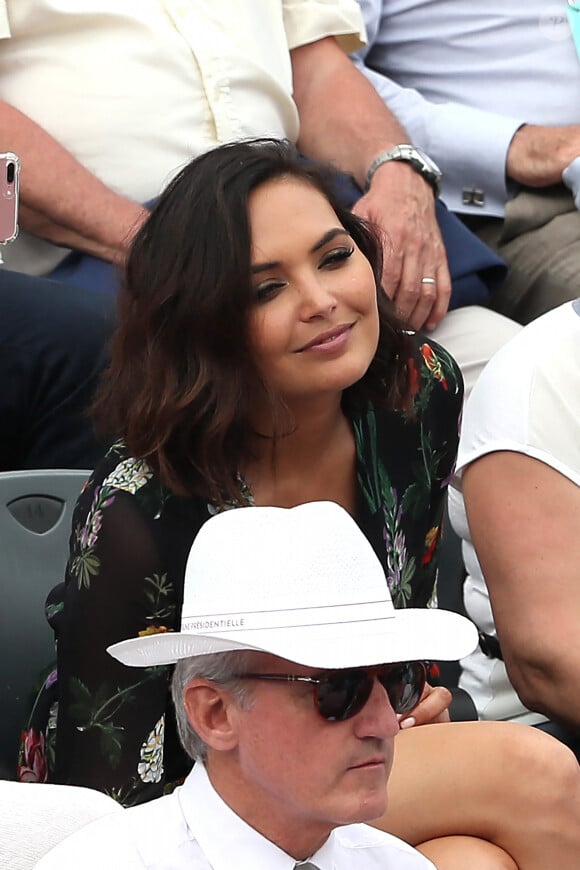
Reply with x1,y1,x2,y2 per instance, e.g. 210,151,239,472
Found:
36,762,434,869
352,1,580,215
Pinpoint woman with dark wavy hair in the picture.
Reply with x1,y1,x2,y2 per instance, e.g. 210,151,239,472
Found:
32,140,580,869
100,139,415,502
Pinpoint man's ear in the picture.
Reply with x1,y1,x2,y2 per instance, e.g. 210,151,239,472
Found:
183,680,240,752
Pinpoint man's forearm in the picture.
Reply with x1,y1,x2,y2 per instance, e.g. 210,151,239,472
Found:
0,100,148,263
291,37,408,188
506,123,580,188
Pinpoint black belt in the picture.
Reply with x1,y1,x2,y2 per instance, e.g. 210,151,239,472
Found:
478,631,504,661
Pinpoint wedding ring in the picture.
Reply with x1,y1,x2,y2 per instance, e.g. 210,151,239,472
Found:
420,277,436,285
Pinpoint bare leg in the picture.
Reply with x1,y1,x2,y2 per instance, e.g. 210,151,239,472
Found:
418,836,517,870
371,721,580,869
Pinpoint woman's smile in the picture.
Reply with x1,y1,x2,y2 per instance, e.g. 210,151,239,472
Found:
296,322,355,353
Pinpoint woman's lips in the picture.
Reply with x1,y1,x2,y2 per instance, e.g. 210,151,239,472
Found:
297,323,354,353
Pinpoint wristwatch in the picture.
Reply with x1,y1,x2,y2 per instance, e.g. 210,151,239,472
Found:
366,145,442,195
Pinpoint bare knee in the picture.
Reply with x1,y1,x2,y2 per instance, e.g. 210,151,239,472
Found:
529,728,580,815
418,836,518,870
501,723,580,809
484,721,580,861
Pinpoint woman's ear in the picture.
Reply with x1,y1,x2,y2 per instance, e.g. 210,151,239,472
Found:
183,680,240,753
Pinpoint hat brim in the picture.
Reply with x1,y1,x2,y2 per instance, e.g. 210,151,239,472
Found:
108,608,477,669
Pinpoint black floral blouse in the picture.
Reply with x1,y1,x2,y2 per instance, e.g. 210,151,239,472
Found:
18,338,462,805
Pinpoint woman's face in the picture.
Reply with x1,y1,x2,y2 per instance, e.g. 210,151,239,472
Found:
247,177,380,408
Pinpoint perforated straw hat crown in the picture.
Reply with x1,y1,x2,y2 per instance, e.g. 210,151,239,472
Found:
108,501,477,669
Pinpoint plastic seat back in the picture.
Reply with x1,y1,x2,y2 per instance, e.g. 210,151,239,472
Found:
0,469,90,777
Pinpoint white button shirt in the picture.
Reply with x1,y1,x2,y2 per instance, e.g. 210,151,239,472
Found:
0,0,365,274
352,0,580,216
35,762,435,869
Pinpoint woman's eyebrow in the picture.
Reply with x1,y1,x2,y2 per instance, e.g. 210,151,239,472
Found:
251,228,351,274
310,227,351,253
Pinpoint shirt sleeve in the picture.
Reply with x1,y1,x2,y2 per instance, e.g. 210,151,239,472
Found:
0,2,10,38
350,0,524,214
283,0,366,54
54,455,183,805
454,306,580,486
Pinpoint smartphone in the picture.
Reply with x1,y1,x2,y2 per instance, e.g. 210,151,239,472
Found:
0,152,19,245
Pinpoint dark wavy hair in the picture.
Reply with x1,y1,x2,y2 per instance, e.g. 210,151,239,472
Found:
95,138,414,503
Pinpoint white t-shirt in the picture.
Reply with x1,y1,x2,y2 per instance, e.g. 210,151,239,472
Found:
36,762,435,870
0,0,365,274
450,300,580,723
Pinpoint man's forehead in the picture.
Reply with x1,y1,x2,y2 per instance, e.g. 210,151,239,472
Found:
244,650,319,676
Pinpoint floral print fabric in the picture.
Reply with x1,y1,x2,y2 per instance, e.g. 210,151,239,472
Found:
19,337,461,805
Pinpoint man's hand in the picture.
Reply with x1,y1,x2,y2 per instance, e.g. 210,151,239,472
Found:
353,161,451,331
398,682,452,729
507,124,580,187
290,38,451,332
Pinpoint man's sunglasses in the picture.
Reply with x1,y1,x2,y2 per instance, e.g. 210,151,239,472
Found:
234,661,426,722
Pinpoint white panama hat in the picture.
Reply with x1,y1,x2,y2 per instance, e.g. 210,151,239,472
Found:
108,501,477,669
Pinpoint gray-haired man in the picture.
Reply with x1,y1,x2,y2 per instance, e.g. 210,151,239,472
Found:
37,501,476,869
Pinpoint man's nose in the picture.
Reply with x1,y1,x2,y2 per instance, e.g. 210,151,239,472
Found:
352,677,400,740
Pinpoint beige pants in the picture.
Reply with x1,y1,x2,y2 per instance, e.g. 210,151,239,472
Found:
464,185,580,325
430,305,522,401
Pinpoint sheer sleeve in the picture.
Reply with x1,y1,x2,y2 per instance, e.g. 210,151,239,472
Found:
54,452,190,805
409,337,463,606
353,336,463,610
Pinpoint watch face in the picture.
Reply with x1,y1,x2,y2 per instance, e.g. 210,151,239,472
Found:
365,145,441,193
413,147,442,177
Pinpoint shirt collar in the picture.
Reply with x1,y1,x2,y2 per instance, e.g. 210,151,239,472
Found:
178,762,339,870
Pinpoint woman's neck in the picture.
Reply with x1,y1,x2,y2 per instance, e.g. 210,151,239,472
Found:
249,393,345,462
243,394,357,512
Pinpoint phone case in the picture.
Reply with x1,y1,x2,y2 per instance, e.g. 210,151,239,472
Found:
0,152,20,245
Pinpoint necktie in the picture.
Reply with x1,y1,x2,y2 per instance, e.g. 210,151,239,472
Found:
294,864,319,869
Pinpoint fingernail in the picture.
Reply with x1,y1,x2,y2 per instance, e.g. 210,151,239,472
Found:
399,716,416,730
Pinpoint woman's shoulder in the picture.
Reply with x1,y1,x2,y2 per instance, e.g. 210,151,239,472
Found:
76,442,173,523
98,443,158,495
355,335,462,427
414,335,462,400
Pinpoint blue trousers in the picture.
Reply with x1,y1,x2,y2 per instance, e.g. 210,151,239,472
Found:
0,269,113,470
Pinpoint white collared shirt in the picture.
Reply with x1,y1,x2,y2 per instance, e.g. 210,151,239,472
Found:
36,762,435,869
0,0,365,274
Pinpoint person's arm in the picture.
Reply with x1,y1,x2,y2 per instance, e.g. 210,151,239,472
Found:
0,100,148,264
291,37,451,332
354,61,521,208
352,50,580,207
506,124,580,187
462,451,580,729
55,460,183,803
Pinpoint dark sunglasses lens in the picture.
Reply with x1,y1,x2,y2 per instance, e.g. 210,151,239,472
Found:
316,670,373,721
381,662,426,714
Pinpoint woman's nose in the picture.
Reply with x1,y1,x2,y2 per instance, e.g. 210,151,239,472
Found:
297,276,338,319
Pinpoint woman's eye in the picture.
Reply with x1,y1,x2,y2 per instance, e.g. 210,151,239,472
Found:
253,281,285,303
320,246,355,269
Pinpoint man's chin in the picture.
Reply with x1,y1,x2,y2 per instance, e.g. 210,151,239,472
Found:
335,792,389,827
